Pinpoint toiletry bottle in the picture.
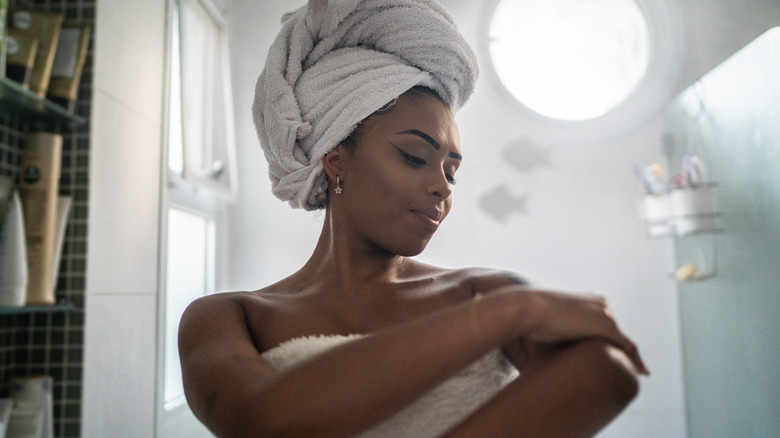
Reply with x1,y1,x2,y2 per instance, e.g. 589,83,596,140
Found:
11,376,54,438
0,186,28,307
18,132,62,305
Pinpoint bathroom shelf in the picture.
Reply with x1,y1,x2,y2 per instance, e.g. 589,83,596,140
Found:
674,228,725,237
648,228,724,239
0,77,86,127
0,301,76,316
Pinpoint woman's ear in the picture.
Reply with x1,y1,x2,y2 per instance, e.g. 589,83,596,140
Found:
322,144,346,181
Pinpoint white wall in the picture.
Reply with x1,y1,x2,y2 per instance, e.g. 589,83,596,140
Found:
225,0,323,291
82,0,166,436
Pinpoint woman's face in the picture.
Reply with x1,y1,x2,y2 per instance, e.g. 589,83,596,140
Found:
338,94,461,256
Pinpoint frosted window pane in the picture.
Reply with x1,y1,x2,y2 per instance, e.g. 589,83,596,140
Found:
164,207,210,408
489,0,650,121
174,0,236,195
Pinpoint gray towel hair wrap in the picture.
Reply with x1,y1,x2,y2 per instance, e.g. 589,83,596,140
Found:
253,0,478,210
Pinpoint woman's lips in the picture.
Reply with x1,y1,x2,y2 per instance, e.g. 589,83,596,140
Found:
412,208,441,231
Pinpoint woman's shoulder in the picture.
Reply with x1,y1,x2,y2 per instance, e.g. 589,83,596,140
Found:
462,267,537,293
181,291,263,324
452,266,536,283
181,289,307,351
183,285,301,324
186,284,303,316
410,262,538,292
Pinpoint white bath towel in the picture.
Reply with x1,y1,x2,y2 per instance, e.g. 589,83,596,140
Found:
253,0,479,210
262,334,518,438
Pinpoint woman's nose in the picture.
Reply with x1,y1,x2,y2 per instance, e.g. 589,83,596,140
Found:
429,169,452,199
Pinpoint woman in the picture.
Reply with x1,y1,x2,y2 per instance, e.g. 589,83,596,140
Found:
179,1,649,437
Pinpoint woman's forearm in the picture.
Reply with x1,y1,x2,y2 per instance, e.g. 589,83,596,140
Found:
444,339,640,438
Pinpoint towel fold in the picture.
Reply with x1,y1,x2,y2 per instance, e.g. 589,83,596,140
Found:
253,0,478,210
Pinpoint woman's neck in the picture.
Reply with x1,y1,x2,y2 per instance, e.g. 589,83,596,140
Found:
296,210,411,293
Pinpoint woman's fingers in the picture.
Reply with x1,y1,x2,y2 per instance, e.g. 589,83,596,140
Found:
589,301,650,375
513,288,650,375
595,329,650,376
608,334,650,376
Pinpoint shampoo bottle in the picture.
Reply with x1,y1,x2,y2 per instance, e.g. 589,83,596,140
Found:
11,376,53,438
18,132,62,305
0,177,28,307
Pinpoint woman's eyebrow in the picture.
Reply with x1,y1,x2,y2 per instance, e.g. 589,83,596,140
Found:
396,129,440,150
395,129,462,161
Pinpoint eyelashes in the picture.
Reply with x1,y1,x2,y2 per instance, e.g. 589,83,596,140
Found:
394,146,458,185
398,148,426,166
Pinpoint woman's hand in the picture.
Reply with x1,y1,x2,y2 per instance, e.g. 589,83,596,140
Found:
487,286,649,376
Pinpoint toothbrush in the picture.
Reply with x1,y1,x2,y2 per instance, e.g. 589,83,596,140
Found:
687,155,707,187
632,165,653,194
644,163,667,194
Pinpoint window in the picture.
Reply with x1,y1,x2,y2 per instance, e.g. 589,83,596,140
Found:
157,0,235,435
163,207,213,409
487,0,651,121
169,0,237,197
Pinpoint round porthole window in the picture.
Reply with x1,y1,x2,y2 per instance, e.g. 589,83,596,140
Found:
488,0,652,121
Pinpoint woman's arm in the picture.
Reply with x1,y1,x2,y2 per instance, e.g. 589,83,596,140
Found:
473,270,646,376
180,291,519,438
450,269,646,437
445,339,640,438
179,287,645,438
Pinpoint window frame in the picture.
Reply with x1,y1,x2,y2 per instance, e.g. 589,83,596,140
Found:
170,0,239,200
156,0,235,435
161,204,216,411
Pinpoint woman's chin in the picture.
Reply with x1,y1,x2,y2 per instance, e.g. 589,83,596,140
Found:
393,239,432,258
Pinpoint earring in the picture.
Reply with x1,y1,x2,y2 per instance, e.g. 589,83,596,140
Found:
335,175,342,194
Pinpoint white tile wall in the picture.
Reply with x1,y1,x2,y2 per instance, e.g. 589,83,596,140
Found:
92,0,165,125
82,294,157,438
86,92,162,294
83,0,166,435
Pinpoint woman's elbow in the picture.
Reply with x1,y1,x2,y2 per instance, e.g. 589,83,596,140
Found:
229,392,323,438
584,341,641,407
181,378,286,438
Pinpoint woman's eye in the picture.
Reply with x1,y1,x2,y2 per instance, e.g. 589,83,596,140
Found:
399,149,426,166
392,144,457,185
